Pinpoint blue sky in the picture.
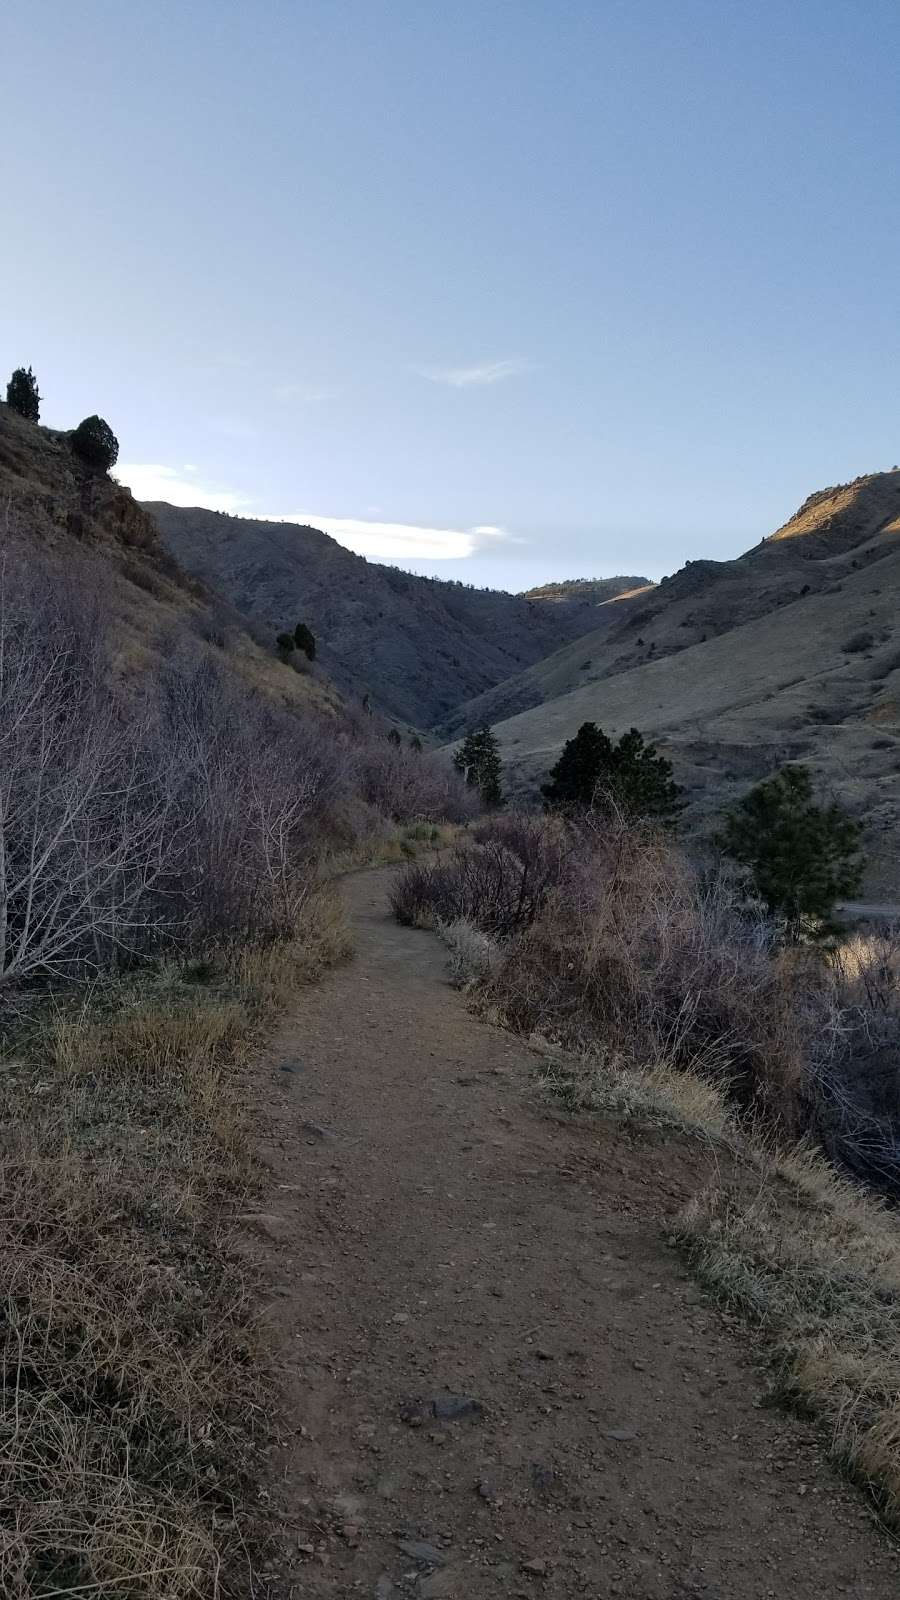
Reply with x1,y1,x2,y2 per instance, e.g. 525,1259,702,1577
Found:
3,1,898,587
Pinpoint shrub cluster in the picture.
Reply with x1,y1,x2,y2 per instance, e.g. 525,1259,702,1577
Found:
0,542,471,992
391,812,900,1194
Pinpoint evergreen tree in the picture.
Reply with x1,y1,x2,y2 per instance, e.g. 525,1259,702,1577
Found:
409,734,423,753
6,366,40,421
719,764,863,933
294,621,316,660
71,415,118,471
275,631,296,654
541,722,613,811
387,728,402,747
542,722,681,822
453,725,504,808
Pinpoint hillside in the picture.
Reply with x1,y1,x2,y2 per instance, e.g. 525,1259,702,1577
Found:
0,404,340,717
521,575,652,603
474,471,900,894
147,504,640,725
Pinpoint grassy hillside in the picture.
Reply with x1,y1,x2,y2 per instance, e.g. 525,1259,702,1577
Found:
147,503,640,725
521,575,651,602
0,402,341,719
477,471,900,894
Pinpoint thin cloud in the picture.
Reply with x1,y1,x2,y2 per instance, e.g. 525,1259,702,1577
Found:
284,513,513,561
418,358,532,389
117,463,253,514
117,463,514,561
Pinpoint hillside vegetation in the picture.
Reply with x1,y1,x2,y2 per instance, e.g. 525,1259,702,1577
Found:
455,472,900,894
148,503,641,725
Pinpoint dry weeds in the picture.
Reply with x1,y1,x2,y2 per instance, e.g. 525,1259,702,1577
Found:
675,1145,900,1524
1,888,351,1599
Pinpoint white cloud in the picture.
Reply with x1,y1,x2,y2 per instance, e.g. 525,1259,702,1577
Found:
120,462,516,561
284,513,512,561
418,358,532,389
117,463,253,514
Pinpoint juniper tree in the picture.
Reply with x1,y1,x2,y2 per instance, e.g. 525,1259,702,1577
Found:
71,415,119,472
294,621,316,660
6,366,40,421
453,725,504,808
719,764,863,934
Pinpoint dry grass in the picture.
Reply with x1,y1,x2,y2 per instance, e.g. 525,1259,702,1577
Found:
1,888,350,1599
536,1046,738,1146
324,820,464,879
675,1144,900,1524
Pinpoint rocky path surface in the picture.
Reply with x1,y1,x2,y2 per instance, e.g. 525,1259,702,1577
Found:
249,868,898,1598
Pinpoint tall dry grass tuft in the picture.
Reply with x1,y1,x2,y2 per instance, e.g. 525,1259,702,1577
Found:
1,886,351,1598
676,1147,900,1522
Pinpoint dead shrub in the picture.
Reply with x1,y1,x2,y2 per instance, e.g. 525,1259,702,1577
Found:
481,821,808,1128
390,811,569,936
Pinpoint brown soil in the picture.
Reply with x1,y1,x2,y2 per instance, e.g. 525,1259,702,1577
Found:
248,868,899,1598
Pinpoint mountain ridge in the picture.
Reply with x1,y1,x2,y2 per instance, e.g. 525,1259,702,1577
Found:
148,501,644,725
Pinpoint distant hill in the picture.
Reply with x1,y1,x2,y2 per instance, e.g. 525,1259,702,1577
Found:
148,504,641,725
522,576,651,603
464,471,900,895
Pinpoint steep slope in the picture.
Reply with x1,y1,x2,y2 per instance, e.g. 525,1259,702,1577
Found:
147,504,638,725
0,404,340,716
480,471,900,894
448,471,900,738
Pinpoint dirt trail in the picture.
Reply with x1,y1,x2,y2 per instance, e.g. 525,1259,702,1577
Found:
250,868,898,1598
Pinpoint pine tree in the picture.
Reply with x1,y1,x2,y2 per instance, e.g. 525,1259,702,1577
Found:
6,366,41,422
453,725,504,808
718,764,863,933
541,722,613,811
542,722,681,822
387,728,402,747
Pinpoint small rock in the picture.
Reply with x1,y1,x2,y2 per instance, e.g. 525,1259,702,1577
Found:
522,1557,549,1576
399,1397,426,1428
419,1570,458,1598
236,1212,291,1244
392,1312,410,1324
302,1118,329,1138
476,1477,499,1503
296,1541,315,1556
604,1427,639,1441
431,1394,483,1421
398,1540,450,1567
375,1577,397,1600
534,1345,554,1361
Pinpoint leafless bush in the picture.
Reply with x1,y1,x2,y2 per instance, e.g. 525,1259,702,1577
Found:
390,811,568,936
0,556,178,985
484,819,808,1127
356,738,475,824
802,927,900,1195
0,527,471,990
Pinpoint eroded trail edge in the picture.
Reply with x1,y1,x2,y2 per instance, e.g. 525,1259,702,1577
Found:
248,868,897,1599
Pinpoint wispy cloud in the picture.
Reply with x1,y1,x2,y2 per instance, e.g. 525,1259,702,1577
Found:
418,357,532,389
284,513,514,561
117,463,253,514
273,381,335,404
118,463,516,562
